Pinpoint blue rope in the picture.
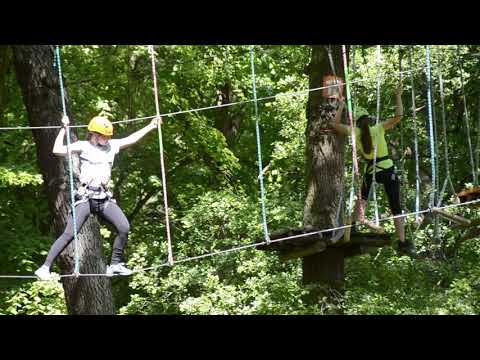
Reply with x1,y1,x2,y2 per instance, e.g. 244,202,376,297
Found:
55,46,80,275
425,46,437,209
408,47,421,222
249,46,270,243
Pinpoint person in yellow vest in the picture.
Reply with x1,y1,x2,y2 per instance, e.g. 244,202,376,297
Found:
329,83,414,255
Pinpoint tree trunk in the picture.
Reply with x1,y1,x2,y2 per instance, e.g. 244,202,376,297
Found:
12,45,115,315
302,45,347,308
0,45,12,126
215,82,243,147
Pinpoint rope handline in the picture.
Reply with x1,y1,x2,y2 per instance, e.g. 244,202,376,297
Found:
3,196,480,280
148,45,174,266
249,46,270,243
55,45,80,276
0,65,429,131
65,197,480,274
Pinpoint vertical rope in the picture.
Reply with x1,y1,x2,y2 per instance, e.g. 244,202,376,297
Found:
426,46,437,209
476,94,480,176
398,47,406,213
436,47,456,207
55,46,80,276
429,51,441,242
371,45,382,226
347,45,357,216
408,47,421,223
148,45,174,266
342,45,363,220
324,46,346,232
399,49,405,160
456,45,477,186
249,46,270,244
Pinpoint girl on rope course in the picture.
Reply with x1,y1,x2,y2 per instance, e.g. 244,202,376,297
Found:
35,115,162,280
329,82,415,255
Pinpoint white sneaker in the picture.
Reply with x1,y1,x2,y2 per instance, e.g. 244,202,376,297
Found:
35,265,53,281
106,263,133,276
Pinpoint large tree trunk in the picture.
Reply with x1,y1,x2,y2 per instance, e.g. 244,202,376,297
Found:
302,45,347,309
215,82,243,147
12,45,115,315
0,45,12,126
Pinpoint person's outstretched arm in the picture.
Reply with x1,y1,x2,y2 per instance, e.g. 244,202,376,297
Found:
329,98,351,136
52,116,82,156
382,83,403,130
116,117,162,150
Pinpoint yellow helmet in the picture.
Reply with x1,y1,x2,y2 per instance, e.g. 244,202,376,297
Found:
87,116,113,136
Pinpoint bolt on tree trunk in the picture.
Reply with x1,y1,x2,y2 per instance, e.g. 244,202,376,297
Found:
302,45,347,312
12,45,115,315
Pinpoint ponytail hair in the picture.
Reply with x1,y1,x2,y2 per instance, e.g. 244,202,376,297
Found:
357,115,373,155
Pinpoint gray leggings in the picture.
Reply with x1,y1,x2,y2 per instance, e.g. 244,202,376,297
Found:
44,199,130,268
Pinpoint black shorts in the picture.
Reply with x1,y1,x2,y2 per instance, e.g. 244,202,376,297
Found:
361,166,402,215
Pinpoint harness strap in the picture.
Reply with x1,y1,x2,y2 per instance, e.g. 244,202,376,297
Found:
75,183,114,202
366,155,391,172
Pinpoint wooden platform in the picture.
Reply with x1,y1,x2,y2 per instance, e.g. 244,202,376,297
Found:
257,227,392,261
457,186,480,204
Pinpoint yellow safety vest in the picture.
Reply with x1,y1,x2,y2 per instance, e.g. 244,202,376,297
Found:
355,123,393,174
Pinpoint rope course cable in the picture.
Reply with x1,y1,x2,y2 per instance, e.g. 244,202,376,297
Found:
148,45,174,266
2,197,480,280
0,66,428,132
3,45,477,281
54,45,80,276
249,46,270,244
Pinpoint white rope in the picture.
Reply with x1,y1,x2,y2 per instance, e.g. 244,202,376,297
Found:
3,197,479,280
148,45,174,266
0,66,427,132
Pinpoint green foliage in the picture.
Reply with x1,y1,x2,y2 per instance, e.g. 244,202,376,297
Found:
2,45,480,315
1,278,67,315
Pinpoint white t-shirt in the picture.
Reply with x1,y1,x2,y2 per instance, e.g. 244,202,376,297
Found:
71,140,121,187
